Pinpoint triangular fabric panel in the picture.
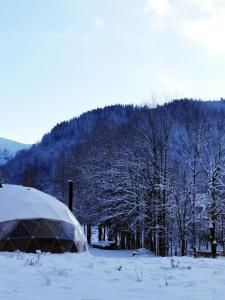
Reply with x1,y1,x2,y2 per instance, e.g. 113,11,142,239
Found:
21,219,40,236
10,222,31,238
34,220,56,238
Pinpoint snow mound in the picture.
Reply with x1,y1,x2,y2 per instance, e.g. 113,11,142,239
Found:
91,241,117,249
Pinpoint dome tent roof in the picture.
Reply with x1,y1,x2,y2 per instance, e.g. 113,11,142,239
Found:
0,184,87,253
0,184,78,223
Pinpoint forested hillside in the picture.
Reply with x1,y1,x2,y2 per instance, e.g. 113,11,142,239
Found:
4,99,225,257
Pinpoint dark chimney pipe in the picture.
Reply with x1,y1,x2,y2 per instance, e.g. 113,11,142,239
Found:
68,180,74,212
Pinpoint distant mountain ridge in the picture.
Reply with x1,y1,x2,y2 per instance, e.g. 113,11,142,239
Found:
0,137,30,165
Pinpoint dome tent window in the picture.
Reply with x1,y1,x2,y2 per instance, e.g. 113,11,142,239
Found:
0,185,87,253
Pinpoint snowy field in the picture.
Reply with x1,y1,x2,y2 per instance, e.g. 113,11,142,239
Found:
0,248,224,300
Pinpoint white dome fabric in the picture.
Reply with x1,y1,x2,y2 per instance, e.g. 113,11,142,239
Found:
0,184,87,253
0,185,75,223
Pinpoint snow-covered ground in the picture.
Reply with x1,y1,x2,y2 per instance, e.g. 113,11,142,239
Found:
0,248,224,300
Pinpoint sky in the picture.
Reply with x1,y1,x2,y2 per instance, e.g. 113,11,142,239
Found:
1,0,225,144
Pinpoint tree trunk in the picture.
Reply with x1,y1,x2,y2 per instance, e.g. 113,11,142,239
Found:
210,223,217,258
210,178,217,258
98,225,103,241
135,224,141,249
87,224,92,245
120,230,126,249
181,235,186,256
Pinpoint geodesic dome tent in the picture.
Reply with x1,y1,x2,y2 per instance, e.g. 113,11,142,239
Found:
0,184,87,253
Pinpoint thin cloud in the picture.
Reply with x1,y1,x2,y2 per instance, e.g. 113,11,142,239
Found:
144,0,172,16
181,1,225,56
144,0,225,56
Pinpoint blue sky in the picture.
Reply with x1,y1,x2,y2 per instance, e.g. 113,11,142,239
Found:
1,0,225,143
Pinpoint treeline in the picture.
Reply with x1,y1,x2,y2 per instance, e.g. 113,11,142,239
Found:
4,99,225,257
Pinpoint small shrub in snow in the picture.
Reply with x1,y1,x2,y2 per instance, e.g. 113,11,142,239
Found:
159,274,172,287
170,259,180,269
24,250,42,266
161,259,191,271
24,258,37,266
132,248,152,258
14,250,25,260
164,274,168,286
36,250,41,264
134,267,143,282
170,259,191,270
132,251,139,257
